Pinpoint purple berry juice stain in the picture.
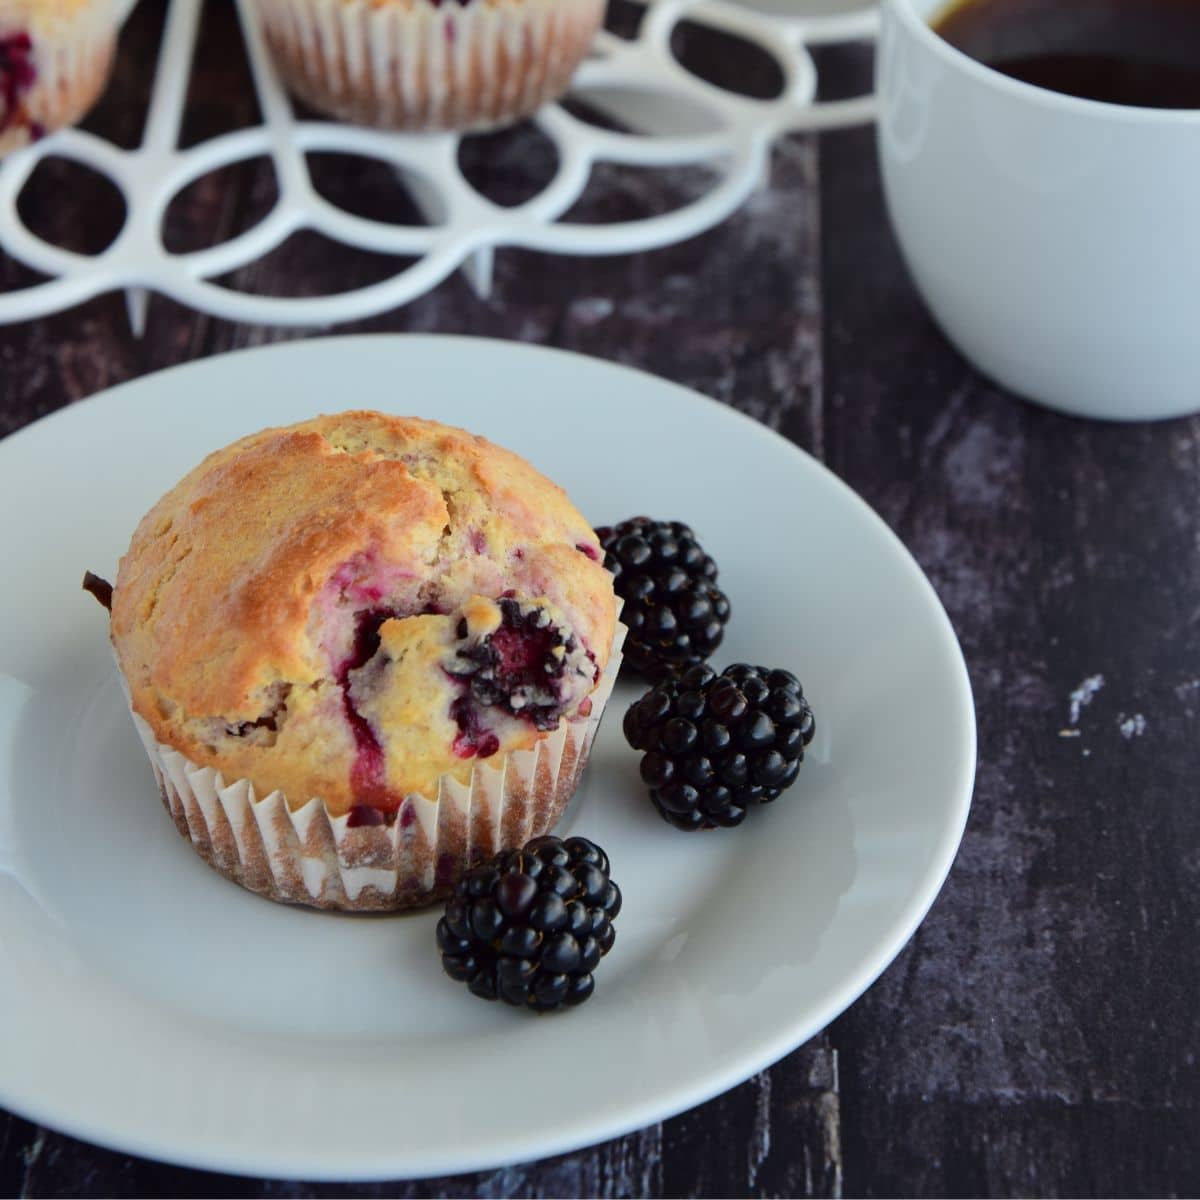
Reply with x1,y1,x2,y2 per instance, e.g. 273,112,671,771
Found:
337,608,403,811
0,33,36,135
450,695,500,759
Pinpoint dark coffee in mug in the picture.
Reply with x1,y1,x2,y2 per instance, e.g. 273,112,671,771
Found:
932,0,1200,108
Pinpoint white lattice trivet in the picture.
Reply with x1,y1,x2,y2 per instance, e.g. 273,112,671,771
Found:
0,0,877,330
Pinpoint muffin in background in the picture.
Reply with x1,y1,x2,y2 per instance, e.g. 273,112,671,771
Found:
251,0,605,133
0,0,129,155
103,411,621,912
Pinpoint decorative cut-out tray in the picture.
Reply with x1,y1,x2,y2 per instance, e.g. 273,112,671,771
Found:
0,0,877,329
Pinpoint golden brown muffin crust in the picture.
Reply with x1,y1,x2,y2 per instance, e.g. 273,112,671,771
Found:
111,412,616,813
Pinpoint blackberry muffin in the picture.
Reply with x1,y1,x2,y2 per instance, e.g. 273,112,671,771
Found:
0,0,128,156
106,411,621,911
250,0,605,133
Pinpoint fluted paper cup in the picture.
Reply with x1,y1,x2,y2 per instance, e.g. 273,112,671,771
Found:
122,622,625,912
0,0,127,156
252,0,605,132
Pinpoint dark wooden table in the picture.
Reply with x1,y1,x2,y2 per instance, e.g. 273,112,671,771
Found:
3,3,1198,1197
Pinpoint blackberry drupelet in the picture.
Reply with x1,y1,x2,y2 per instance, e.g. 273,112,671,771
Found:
623,662,816,830
594,517,731,679
436,835,621,1012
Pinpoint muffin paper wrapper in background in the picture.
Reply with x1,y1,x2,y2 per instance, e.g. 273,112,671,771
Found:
253,0,606,132
0,0,128,156
123,622,625,912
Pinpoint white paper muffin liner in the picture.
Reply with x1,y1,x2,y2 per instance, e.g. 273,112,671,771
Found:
252,0,606,132
0,0,126,157
124,621,625,912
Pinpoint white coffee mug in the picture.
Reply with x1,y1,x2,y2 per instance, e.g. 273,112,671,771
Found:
876,0,1200,422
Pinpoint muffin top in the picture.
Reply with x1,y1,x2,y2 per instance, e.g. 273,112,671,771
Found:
111,411,617,815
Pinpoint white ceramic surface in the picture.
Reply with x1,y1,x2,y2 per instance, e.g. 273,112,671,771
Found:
0,336,975,1180
877,0,1200,422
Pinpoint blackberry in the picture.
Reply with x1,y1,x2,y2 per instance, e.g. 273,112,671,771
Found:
594,517,731,679
445,597,598,750
435,835,621,1012
623,662,815,831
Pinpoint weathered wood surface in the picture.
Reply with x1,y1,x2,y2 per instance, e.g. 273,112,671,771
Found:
2,4,1198,1197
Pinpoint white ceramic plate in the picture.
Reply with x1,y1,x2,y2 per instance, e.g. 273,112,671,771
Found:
0,336,975,1180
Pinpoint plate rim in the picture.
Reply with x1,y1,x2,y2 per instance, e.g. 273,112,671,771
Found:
0,334,977,1180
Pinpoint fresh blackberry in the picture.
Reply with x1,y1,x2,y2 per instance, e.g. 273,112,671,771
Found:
623,662,816,831
436,835,621,1012
594,517,730,679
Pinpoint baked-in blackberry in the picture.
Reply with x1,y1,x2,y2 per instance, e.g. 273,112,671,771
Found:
436,835,621,1012
623,662,815,831
594,517,730,679
443,596,599,759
